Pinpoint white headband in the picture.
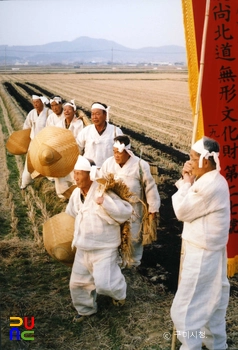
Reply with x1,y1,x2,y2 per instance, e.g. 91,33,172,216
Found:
64,99,76,111
192,138,221,171
50,97,62,104
91,103,110,122
32,95,49,104
74,156,98,181
113,141,131,153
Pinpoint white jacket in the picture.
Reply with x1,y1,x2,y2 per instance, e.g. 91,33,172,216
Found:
66,181,133,250
76,123,123,167
100,155,160,229
46,111,64,126
172,170,230,251
23,106,51,139
55,116,84,139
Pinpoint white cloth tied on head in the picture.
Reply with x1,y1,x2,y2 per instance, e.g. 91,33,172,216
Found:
32,95,49,104
113,140,131,153
64,99,76,111
74,155,98,181
50,96,62,104
91,103,110,122
113,140,134,157
192,138,221,171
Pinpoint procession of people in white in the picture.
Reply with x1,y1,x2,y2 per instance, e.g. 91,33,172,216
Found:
18,95,231,349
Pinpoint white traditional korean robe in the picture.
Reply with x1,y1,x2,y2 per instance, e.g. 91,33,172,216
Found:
100,154,161,266
46,111,64,126
21,106,51,188
23,106,51,139
55,116,84,139
66,181,133,316
171,170,230,350
53,117,84,197
76,123,123,167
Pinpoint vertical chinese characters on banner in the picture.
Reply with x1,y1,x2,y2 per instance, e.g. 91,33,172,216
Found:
182,0,238,276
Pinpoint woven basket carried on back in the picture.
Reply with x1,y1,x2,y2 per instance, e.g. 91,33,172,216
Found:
6,129,31,155
43,212,76,266
28,126,80,177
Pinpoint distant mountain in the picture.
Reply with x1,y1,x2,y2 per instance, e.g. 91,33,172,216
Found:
0,36,186,65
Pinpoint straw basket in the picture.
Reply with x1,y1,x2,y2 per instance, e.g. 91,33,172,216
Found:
28,126,80,177
6,129,31,155
43,212,76,266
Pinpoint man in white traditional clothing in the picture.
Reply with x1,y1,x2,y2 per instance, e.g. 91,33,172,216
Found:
76,102,123,167
66,155,133,322
46,96,64,126
20,95,51,189
53,100,84,198
171,136,230,350
100,135,161,267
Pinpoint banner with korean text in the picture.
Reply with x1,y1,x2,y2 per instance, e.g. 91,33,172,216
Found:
182,0,238,276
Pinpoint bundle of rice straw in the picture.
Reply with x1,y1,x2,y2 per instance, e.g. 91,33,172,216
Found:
97,173,135,267
140,205,160,246
75,109,91,126
139,161,160,246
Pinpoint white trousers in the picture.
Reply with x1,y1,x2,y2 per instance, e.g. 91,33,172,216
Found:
130,221,143,266
21,157,33,189
171,241,230,350
70,248,127,316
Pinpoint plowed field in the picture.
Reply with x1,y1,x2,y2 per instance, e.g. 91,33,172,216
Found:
0,71,237,350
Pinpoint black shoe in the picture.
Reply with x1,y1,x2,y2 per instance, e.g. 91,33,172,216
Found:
112,299,126,307
73,314,85,323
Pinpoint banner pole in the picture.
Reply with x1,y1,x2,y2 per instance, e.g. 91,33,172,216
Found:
171,1,210,349
191,0,210,144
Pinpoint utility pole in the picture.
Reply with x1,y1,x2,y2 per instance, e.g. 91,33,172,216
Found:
111,47,113,65
5,46,7,71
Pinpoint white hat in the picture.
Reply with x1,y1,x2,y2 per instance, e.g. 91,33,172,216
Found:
192,137,221,171
113,140,134,157
91,102,110,122
32,95,49,104
74,156,91,171
50,96,62,104
63,99,76,111
74,155,99,181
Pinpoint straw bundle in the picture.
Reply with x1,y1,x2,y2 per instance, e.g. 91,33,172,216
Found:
97,174,135,266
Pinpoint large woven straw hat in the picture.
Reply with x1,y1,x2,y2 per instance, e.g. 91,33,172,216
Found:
43,212,76,266
6,129,31,155
26,152,42,179
28,126,80,177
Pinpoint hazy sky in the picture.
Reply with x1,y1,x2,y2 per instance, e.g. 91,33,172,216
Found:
0,0,185,48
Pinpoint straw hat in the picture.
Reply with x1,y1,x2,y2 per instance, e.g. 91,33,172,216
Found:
43,212,76,266
6,129,31,155
26,152,42,179
28,126,80,177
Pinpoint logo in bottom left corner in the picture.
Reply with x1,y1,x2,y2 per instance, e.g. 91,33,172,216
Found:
9,316,35,341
